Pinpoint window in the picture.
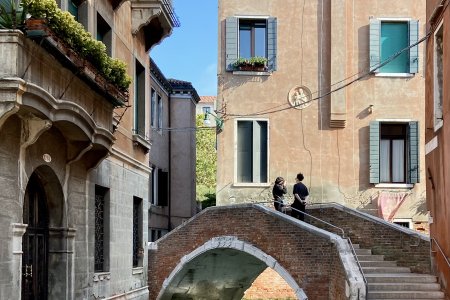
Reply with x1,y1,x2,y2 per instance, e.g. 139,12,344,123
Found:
94,186,110,272
236,120,268,183
225,17,277,71
151,89,156,128
97,13,112,56
68,1,79,20
150,90,162,130
158,94,163,129
202,107,211,115
239,20,266,59
134,60,146,137
151,167,168,206
369,19,418,74
434,21,443,130
393,218,413,229
132,197,142,267
369,121,419,184
149,228,168,242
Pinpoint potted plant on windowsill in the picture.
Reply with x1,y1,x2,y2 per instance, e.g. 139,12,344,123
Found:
233,56,268,71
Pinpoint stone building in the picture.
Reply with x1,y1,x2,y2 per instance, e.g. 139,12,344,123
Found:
149,58,200,241
425,0,450,297
216,0,428,230
0,0,178,299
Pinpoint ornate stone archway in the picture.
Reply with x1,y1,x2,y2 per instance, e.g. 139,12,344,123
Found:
157,236,307,300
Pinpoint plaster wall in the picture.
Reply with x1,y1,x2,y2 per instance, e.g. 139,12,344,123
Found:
217,0,427,224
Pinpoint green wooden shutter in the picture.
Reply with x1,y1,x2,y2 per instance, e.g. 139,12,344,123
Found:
369,121,380,183
369,19,381,72
409,20,419,73
225,17,238,71
408,121,419,183
267,17,277,71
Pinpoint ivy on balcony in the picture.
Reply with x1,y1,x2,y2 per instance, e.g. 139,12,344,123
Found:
3,0,132,95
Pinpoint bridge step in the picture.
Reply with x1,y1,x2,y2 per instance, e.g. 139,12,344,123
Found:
356,249,444,300
367,290,445,299
365,273,439,283
360,260,397,267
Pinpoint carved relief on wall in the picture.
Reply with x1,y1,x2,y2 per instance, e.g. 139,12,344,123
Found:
288,86,312,110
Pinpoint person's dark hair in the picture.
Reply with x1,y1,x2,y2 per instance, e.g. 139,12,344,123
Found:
296,173,304,181
275,176,284,184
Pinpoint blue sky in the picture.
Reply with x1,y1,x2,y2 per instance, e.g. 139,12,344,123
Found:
151,0,218,96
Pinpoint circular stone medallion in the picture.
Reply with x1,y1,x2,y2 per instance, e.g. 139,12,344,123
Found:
288,86,312,110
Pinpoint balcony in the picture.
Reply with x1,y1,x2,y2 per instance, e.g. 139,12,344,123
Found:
131,0,180,51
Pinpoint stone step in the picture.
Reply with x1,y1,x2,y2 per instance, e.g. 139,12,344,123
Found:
363,266,411,273
365,273,438,283
368,282,442,291
358,254,385,261
351,243,360,249
360,260,397,267
367,290,445,299
355,248,372,255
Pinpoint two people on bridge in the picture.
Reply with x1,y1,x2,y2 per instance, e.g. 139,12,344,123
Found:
272,173,309,221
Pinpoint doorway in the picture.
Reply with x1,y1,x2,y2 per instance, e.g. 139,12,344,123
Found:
22,172,49,300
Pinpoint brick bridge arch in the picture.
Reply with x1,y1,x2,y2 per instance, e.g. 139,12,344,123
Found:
148,204,365,300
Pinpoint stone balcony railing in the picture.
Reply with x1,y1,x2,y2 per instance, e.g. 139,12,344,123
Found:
0,30,115,148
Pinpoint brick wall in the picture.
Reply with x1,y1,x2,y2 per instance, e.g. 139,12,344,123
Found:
148,205,357,300
242,268,296,299
307,205,431,273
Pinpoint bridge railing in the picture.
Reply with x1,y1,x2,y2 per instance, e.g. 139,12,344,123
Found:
256,199,368,299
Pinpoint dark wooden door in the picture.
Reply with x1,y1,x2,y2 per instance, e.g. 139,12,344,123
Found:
22,173,48,300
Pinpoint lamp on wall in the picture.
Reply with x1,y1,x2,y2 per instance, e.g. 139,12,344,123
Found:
368,104,374,114
204,111,224,133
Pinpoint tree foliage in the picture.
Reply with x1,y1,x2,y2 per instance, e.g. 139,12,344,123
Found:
196,115,216,203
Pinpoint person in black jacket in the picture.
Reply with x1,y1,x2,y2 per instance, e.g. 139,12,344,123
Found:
272,177,287,212
291,173,309,221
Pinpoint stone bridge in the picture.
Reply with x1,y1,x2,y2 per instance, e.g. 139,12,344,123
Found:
148,204,365,300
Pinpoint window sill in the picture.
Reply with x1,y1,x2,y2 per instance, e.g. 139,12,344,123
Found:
374,183,414,189
232,70,272,76
132,267,143,275
93,272,111,282
374,72,414,78
233,182,271,187
132,134,151,152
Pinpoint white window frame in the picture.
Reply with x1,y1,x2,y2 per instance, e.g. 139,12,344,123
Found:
393,218,413,229
233,118,270,187
375,17,413,78
433,20,444,131
373,119,415,189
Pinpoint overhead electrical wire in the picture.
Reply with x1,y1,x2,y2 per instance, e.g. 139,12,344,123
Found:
222,27,434,118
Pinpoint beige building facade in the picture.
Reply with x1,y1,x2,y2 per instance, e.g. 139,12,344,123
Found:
217,0,427,229
0,0,177,299
149,59,199,241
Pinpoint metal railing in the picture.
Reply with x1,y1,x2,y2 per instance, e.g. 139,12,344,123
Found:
431,237,450,268
257,199,367,298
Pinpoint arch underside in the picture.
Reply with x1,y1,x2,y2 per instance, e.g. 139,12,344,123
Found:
158,237,307,300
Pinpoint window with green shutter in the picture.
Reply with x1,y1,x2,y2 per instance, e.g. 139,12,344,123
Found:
369,121,419,184
225,16,277,71
237,120,268,183
369,19,419,74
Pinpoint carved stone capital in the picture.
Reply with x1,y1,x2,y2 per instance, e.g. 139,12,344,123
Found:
20,113,52,148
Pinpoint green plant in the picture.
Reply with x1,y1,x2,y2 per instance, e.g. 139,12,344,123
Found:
0,0,27,29
233,56,268,69
21,0,131,91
